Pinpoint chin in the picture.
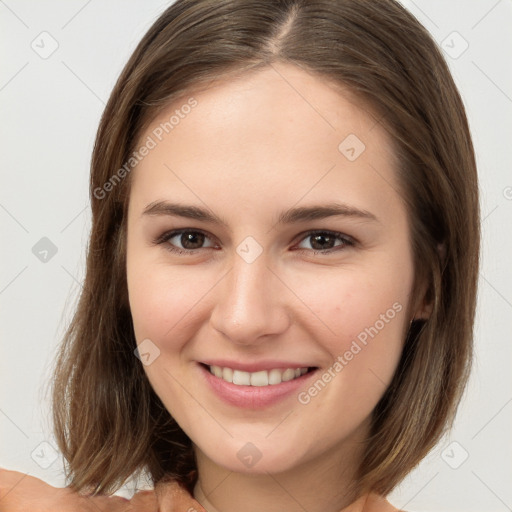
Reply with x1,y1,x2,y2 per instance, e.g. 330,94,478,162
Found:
216,447,301,475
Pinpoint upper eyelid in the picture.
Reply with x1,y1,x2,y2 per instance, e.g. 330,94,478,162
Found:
155,228,354,249
154,227,217,246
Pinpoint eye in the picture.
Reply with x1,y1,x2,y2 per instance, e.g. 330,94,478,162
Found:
154,229,217,254
154,228,355,256
294,230,355,254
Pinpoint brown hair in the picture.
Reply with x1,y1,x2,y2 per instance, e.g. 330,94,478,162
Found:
51,0,480,498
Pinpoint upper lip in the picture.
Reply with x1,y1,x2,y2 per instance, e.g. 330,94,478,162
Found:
200,359,316,373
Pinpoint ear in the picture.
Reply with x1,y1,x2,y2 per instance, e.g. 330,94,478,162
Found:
412,280,432,321
411,243,445,321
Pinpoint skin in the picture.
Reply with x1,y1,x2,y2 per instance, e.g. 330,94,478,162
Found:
0,61,426,512
0,61,437,511
125,63,428,512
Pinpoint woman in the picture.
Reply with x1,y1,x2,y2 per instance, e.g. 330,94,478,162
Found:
0,0,479,510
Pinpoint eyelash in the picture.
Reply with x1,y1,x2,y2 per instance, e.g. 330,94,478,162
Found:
153,228,356,256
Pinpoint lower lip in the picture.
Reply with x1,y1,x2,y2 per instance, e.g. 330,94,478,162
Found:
197,363,318,409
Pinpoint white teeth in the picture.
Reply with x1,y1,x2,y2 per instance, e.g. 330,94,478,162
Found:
268,368,282,385
250,370,269,387
281,368,296,382
222,367,233,383
208,365,310,386
232,370,251,385
212,365,223,378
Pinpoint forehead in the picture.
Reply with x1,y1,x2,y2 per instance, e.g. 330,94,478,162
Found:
129,62,403,223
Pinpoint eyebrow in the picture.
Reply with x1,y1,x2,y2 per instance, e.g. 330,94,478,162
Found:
142,200,378,226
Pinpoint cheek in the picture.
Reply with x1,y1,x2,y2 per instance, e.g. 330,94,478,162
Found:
294,263,411,348
126,261,215,427
127,257,215,346
289,258,412,410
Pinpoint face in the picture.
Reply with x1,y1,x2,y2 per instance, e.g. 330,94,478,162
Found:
126,63,419,476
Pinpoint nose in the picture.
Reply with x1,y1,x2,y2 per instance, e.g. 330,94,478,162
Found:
209,254,290,346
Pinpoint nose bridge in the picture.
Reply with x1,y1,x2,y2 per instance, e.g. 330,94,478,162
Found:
210,251,288,344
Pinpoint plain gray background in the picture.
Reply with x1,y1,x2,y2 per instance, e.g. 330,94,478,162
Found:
1,1,511,511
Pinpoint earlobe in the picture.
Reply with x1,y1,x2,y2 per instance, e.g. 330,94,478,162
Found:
412,242,445,321
413,300,432,321
410,282,432,322
411,273,433,322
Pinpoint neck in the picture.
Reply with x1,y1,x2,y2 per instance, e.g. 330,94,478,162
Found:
192,436,368,512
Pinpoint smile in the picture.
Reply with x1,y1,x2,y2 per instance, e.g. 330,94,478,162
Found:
198,361,319,408
208,365,310,386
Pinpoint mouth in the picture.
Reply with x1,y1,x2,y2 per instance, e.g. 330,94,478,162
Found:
201,363,317,387
197,362,319,409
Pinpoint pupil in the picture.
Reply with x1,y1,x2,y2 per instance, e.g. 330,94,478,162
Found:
182,232,204,249
311,234,333,250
